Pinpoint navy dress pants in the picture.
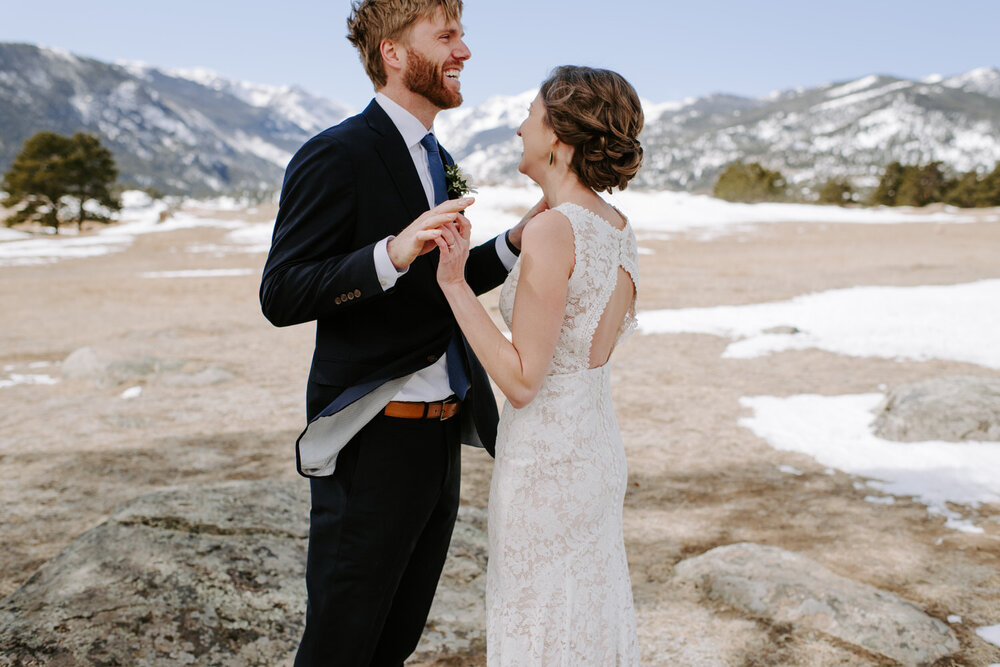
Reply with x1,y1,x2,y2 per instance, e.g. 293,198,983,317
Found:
294,413,462,667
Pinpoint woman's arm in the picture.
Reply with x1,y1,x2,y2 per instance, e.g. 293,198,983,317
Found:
436,210,574,408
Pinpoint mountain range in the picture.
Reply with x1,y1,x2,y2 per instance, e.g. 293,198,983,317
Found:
2,42,999,196
0,43,350,196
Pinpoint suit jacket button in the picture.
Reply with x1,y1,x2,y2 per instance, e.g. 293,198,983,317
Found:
354,289,362,298
347,292,355,301
427,355,438,363
334,297,342,305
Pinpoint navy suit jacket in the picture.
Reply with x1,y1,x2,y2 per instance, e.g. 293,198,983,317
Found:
260,100,510,472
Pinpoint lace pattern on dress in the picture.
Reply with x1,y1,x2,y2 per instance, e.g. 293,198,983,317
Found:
489,201,641,665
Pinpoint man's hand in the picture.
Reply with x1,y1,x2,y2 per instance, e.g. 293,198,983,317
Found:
506,197,548,250
387,197,474,270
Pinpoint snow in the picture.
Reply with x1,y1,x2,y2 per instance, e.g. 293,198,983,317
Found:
120,386,142,400
0,191,255,267
740,393,1000,532
947,615,962,624
825,75,881,99
0,228,30,241
465,185,977,244
812,80,913,114
0,373,59,389
977,624,1000,647
2,185,980,267
638,280,1000,370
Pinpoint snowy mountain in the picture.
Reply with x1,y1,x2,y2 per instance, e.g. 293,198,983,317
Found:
438,68,1000,193
1,41,997,196
0,43,351,195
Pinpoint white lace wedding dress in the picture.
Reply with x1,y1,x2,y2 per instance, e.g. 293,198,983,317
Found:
487,202,641,665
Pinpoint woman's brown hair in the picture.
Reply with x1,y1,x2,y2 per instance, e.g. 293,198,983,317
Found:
540,66,644,192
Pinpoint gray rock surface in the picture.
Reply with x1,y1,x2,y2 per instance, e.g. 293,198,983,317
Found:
0,481,491,666
0,481,309,667
673,542,959,665
872,375,1000,442
413,506,489,660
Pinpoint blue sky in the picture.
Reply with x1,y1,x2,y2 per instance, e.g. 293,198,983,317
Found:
3,1,998,110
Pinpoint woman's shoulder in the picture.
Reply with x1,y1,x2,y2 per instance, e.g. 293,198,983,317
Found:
520,209,576,267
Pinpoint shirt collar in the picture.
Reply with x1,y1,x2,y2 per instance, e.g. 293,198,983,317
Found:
375,92,435,149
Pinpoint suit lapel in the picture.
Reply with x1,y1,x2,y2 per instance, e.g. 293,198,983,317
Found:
364,100,430,223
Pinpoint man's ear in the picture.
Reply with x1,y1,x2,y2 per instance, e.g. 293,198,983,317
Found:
381,39,405,76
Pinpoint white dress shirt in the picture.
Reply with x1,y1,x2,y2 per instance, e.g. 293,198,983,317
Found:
371,92,517,402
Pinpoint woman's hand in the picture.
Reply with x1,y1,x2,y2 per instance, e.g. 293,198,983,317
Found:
435,214,472,289
506,197,548,250
387,197,474,269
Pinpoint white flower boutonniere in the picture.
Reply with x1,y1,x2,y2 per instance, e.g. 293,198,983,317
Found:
445,164,477,200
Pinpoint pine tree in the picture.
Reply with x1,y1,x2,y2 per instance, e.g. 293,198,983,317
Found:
1,131,120,233
817,178,854,205
63,133,120,230
895,162,947,207
943,170,982,208
870,162,905,206
713,161,787,203
978,163,1000,207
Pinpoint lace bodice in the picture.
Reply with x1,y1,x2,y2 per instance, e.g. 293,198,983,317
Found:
499,202,638,374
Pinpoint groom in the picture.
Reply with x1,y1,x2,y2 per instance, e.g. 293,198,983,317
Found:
260,0,522,664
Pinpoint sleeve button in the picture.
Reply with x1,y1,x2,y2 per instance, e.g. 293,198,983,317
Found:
354,289,362,298
334,297,342,305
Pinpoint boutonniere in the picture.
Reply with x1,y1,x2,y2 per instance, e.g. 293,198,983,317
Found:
445,163,477,200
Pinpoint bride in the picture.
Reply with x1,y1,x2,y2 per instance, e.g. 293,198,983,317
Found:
435,65,644,665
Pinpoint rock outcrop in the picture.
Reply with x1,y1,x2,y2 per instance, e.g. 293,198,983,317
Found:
873,375,1000,442
0,482,490,666
673,542,959,665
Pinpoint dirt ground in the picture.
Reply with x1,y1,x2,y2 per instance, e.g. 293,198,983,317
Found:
1,204,999,665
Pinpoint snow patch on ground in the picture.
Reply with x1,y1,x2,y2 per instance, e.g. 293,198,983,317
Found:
465,186,978,244
740,393,1000,532
638,280,1000,370
976,624,1000,648
0,374,60,389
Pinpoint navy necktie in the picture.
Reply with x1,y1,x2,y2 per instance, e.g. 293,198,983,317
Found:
419,132,449,206
446,335,470,400
420,133,469,399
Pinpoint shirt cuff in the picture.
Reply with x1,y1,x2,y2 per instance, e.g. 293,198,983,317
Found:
495,232,519,271
374,236,408,291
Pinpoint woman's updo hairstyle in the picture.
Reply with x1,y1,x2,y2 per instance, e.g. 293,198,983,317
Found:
540,65,644,193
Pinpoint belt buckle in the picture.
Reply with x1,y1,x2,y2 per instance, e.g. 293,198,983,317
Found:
438,399,449,421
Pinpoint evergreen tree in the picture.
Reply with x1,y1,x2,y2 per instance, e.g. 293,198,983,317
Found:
895,162,947,207
943,170,982,208
870,161,905,206
817,178,854,205
1,131,120,233
63,132,120,230
713,161,787,203
978,163,1000,207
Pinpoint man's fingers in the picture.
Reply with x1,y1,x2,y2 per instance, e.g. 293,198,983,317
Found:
415,228,444,243
435,197,474,212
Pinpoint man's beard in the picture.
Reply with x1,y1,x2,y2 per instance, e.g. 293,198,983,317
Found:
404,48,462,110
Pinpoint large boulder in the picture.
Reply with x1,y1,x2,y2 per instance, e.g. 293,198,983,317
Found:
0,482,490,666
872,375,1000,442
674,542,959,665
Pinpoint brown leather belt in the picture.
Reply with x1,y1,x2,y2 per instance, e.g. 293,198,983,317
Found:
383,397,461,421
